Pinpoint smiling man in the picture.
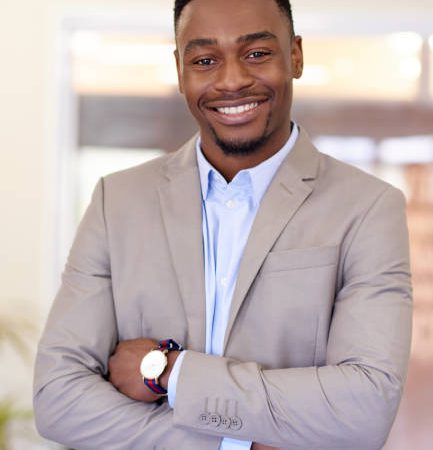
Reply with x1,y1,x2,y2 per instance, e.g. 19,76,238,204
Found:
175,0,302,182
34,1,412,449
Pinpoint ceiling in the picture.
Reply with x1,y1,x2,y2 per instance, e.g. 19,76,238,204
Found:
63,0,433,36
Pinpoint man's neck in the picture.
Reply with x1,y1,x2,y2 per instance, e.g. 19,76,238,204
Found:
200,125,293,182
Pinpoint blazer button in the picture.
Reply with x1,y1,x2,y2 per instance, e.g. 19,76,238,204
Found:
219,415,231,430
209,413,221,427
229,416,243,431
198,412,210,425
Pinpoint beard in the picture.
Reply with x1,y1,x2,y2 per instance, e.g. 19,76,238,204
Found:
209,112,272,156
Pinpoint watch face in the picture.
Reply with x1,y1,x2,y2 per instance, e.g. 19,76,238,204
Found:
140,350,167,379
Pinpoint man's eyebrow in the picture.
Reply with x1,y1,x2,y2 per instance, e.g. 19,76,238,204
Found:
183,32,277,55
184,38,217,55
236,31,277,44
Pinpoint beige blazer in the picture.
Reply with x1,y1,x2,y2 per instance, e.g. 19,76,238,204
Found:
34,127,412,450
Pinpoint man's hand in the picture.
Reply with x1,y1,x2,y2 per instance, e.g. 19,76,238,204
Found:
109,338,179,403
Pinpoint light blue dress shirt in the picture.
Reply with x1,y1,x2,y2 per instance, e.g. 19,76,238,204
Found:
168,124,299,450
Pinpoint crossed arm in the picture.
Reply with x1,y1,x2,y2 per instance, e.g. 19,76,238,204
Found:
108,338,276,450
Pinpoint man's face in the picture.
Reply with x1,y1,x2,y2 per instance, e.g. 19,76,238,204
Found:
175,0,303,157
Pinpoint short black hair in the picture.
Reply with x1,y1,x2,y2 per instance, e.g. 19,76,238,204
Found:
174,0,295,36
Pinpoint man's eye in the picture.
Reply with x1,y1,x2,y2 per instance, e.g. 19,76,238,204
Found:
247,51,270,59
195,58,214,66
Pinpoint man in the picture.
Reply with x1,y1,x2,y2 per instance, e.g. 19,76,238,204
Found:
33,0,412,449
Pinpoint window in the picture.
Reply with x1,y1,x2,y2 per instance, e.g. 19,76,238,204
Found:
295,33,423,101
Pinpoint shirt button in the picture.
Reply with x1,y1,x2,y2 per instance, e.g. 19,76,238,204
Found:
221,277,228,287
225,199,236,209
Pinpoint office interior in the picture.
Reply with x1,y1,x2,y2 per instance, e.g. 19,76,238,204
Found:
0,0,432,448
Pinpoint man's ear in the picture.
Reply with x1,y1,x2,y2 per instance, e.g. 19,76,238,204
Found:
291,35,304,79
174,49,184,94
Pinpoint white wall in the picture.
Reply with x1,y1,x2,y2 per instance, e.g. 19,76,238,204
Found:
0,0,48,315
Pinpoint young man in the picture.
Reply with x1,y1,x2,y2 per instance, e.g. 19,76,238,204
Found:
34,1,412,449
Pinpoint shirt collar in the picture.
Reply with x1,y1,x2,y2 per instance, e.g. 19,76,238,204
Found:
196,123,299,204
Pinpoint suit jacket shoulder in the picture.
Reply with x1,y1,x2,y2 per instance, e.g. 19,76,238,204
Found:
103,135,198,196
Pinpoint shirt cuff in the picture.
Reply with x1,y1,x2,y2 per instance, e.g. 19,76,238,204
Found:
167,350,187,408
220,438,252,449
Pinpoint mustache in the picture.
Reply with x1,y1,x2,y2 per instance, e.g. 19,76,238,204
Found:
202,90,271,104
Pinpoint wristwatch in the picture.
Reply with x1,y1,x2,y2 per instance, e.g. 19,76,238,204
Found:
140,339,183,395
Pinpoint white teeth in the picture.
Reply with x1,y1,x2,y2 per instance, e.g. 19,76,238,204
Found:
216,102,259,115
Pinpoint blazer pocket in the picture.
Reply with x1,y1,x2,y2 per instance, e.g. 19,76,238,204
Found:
261,245,339,274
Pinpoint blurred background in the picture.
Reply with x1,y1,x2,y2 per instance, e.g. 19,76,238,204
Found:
0,0,432,448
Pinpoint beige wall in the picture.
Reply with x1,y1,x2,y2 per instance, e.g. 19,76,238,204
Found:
1,0,48,314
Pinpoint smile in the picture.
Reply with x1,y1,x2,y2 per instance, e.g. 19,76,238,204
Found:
206,98,268,126
215,102,259,115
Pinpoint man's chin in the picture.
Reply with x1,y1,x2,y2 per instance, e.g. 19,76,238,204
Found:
213,133,270,157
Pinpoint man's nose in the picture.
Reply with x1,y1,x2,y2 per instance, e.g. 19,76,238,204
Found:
213,58,255,93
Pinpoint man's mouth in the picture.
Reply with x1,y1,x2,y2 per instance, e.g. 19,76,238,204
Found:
214,102,259,116
204,97,269,126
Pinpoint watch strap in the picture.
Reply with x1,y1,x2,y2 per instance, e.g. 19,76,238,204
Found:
159,339,183,353
144,377,167,395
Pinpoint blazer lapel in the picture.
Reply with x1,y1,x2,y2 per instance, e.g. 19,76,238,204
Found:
223,127,320,351
158,136,207,351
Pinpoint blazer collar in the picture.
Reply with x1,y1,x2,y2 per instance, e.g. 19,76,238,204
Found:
163,134,200,180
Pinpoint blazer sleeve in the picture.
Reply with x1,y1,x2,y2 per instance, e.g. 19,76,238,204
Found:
172,186,412,450
33,179,220,450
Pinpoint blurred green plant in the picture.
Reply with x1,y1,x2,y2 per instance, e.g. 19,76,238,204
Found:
0,399,33,450
0,310,38,450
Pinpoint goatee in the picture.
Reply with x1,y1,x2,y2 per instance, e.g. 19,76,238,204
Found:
213,133,271,156
209,114,272,156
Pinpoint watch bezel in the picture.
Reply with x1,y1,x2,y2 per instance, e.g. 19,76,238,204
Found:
140,349,168,380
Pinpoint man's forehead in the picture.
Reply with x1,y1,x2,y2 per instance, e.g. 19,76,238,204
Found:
176,0,290,48
176,0,287,35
